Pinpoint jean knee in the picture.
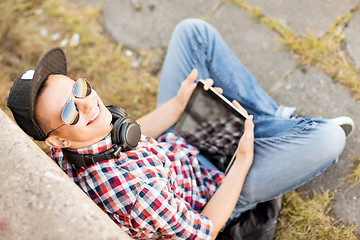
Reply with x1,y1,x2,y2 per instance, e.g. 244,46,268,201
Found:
315,120,346,162
175,18,207,32
173,18,213,41
239,119,346,205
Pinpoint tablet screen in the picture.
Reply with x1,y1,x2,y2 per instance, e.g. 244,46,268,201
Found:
175,80,247,172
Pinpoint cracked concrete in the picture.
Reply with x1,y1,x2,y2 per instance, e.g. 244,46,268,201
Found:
73,0,360,235
208,2,297,93
249,0,359,37
344,10,360,68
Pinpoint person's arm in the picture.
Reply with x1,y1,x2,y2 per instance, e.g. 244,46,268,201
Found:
137,95,184,139
202,105,254,239
138,69,222,139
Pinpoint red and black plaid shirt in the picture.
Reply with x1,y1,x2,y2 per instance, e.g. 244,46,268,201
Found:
51,132,225,239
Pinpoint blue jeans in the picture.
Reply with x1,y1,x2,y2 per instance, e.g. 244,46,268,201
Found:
157,19,346,219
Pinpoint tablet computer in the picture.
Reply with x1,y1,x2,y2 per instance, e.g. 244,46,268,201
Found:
175,80,247,173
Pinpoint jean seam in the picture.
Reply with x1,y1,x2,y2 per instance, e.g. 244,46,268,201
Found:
209,55,274,116
254,119,318,142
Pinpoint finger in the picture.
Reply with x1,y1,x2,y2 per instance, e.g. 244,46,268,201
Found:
232,100,248,117
242,115,254,140
213,87,223,95
244,115,254,132
185,69,198,84
203,78,214,90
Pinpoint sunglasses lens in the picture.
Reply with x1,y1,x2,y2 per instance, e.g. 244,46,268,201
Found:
62,101,79,125
74,78,92,98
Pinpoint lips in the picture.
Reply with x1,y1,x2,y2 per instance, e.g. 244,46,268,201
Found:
87,103,101,125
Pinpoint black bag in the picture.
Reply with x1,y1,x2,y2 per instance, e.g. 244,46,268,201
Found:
216,196,282,240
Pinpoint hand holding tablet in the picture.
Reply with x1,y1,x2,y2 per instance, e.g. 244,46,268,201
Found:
175,80,248,173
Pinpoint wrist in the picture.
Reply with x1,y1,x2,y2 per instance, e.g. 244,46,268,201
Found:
173,95,186,113
234,153,253,172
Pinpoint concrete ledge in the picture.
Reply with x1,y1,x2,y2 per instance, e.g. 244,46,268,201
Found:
0,109,132,240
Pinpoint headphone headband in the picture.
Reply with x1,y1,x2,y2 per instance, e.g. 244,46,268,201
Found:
62,145,119,167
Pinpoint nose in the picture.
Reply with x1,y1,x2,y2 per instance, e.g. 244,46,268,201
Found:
73,95,94,115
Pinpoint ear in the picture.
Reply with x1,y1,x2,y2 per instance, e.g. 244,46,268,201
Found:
44,135,71,148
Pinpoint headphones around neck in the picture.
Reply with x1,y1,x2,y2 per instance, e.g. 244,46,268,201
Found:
61,105,141,167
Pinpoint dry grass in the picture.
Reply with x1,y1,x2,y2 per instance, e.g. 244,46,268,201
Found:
345,157,360,193
0,0,160,120
0,0,161,151
0,0,164,153
226,0,360,101
276,190,358,240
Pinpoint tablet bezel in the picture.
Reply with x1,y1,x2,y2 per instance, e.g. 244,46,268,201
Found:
175,80,247,173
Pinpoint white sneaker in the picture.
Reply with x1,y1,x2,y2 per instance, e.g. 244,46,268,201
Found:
330,116,355,138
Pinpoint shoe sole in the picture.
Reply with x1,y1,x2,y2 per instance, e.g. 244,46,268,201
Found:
329,116,355,138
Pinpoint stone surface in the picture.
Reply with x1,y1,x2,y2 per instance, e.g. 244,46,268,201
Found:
209,2,297,92
0,109,132,240
250,0,358,37
335,183,360,228
344,10,360,68
101,0,220,49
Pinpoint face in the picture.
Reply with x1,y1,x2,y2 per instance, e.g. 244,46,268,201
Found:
35,74,113,149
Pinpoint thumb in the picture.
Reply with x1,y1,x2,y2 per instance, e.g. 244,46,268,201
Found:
186,69,198,84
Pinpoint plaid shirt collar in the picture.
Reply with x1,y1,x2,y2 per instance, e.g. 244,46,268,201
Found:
70,133,113,155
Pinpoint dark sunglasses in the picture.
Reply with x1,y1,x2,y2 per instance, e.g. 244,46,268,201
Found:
46,78,92,137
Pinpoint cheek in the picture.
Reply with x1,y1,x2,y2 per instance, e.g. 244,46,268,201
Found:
90,108,112,135
98,102,113,125
103,108,113,125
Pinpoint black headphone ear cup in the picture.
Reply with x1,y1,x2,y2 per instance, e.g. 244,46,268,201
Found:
106,105,128,124
111,117,141,151
111,118,122,144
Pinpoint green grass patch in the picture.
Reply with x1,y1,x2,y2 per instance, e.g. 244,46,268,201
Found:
276,190,358,239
